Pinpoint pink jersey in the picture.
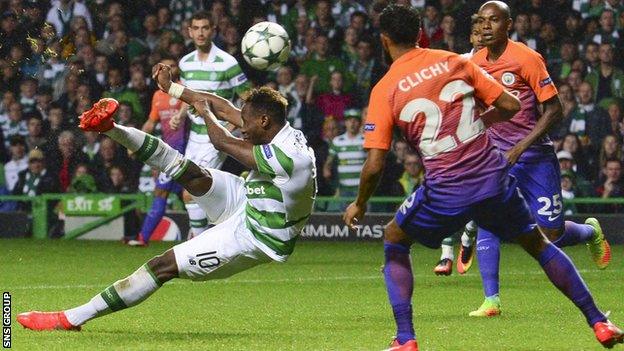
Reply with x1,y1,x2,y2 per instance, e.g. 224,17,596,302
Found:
365,48,508,206
471,40,558,161
149,90,186,151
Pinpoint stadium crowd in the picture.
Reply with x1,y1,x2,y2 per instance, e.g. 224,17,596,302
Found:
1,0,624,222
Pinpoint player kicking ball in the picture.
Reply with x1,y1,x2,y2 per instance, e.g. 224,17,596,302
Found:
17,67,317,332
343,4,623,350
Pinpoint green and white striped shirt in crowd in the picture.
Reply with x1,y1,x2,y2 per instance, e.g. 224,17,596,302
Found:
179,44,251,143
245,123,317,261
329,132,366,192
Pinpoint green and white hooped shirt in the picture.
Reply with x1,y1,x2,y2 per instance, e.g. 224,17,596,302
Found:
329,132,366,192
245,123,317,261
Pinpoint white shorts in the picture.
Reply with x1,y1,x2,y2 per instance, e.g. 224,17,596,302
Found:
173,205,272,280
173,168,272,280
192,168,247,224
185,139,226,170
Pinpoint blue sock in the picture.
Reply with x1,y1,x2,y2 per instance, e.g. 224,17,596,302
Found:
383,241,415,344
552,221,595,247
476,228,500,298
539,243,607,326
140,196,167,243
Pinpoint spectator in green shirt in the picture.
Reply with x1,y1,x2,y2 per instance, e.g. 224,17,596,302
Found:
399,151,424,196
301,33,351,94
102,67,144,123
585,43,624,108
561,171,578,215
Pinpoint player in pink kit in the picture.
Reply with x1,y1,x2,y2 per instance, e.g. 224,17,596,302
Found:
343,4,623,350
467,1,611,318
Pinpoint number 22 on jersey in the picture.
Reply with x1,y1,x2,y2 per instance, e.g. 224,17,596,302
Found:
399,80,484,158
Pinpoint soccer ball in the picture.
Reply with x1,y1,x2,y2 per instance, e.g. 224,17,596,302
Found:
241,22,291,71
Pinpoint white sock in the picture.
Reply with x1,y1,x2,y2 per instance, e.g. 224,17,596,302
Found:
64,294,109,326
461,232,474,247
105,125,189,179
186,202,209,237
462,220,477,247
64,264,161,326
440,244,454,261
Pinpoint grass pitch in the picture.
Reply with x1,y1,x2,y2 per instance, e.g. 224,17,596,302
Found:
1,239,623,351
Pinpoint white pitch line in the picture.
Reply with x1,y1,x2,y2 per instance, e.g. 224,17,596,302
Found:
3,268,613,290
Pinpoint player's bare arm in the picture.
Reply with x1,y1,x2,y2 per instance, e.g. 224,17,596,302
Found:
343,148,388,228
169,103,188,130
505,95,563,164
152,63,244,128
480,90,521,124
191,99,257,170
323,154,334,179
141,119,156,134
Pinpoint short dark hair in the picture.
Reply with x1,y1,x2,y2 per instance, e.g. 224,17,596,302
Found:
379,4,421,46
372,0,389,13
9,135,25,146
160,54,177,62
566,10,582,21
191,10,212,24
351,10,368,21
601,9,615,17
357,36,374,46
245,87,288,125
605,158,622,167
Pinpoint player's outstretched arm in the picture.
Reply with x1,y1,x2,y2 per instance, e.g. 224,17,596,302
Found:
152,63,243,128
343,148,388,228
191,99,257,171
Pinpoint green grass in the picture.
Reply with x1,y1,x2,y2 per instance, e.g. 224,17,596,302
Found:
1,239,623,351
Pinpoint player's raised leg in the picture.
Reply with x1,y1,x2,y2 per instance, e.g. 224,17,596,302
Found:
515,158,611,268
17,98,269,331
76,99,193,184
554,219,611,269
434,236,454,276
17,98,195,330
78,98,243,225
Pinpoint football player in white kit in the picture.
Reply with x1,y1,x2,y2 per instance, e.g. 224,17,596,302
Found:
17,65,316,332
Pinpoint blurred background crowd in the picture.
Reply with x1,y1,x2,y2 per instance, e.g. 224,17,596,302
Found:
1,0,624,217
